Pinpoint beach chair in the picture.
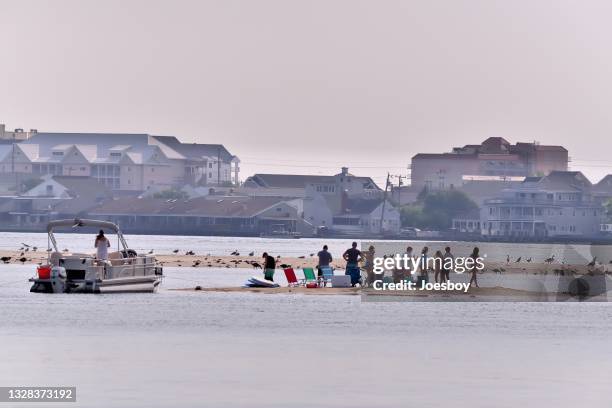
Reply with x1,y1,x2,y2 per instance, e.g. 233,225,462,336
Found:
319,266,334,287
301,267,318,287
283,268,302,287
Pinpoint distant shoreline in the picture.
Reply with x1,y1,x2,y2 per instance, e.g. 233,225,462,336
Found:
1,227,612,245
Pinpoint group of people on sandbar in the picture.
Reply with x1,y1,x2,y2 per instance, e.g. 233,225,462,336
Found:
259,242,366,287
362,245,481,288
260,243,481,288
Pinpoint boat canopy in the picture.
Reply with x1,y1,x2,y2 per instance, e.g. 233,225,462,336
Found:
46,219,128,252
47,219,121,233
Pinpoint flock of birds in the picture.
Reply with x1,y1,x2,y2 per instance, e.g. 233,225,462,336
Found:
503,253,611,267
2,244,610,273
157,248,321,269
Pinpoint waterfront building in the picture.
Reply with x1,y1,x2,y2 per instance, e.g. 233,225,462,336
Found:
245,167,400,235
481,171,604,239
0,125,239,192
411,137,568,191
88,195,307,236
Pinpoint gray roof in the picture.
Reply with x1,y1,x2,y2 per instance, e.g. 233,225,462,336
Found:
152,136,235,162
22,132,184,161
90,196,288,217
343,198,383,215
246,173,381,190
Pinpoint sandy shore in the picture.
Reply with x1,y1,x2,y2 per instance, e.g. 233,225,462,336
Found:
0,250,341,270
2,249,608,276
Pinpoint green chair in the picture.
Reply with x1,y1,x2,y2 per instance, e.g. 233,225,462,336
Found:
302,267,318,286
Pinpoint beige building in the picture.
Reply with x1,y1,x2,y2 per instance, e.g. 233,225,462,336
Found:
0,127,239,192
411,137,568,191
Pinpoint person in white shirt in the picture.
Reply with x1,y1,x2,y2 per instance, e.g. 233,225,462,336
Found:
95,230,110,260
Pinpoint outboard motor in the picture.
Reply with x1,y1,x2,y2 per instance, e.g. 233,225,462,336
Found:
50,266,67,293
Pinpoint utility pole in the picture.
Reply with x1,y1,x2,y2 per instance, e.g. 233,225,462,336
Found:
379,173,390,234
12,132,17,194
397,175,402,208
217,146,221,186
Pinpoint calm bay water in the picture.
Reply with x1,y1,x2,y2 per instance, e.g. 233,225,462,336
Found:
1,233,612,407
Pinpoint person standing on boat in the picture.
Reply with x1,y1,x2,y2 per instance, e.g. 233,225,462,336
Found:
95,230,110,260
316,245,333,277
262,252,276,281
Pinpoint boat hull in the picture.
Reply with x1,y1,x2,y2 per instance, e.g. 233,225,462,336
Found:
29,275,162,294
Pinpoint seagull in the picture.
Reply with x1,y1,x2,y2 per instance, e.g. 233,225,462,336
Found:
32,247,37,251
1,256,11,263
148,250,154,254
21,243,30,248
193,260,201,267
298,256,305,259
172,249,179,254
251,262,262,269
515,257,521,263
248,251,255,256
506,255,510,264
309,253,315,257
186,250,195,256
526,257,532,263
544,255,555,264
19,257,27,264
587,257,597,267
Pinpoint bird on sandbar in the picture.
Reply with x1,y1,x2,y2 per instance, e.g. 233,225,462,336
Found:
172,249,179,254
248,251,254,256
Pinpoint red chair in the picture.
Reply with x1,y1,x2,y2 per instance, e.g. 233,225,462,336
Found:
283,268,302,287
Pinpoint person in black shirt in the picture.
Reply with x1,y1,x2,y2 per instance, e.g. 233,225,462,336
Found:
343,242,362,265
262,252,276,281
343,242,363,286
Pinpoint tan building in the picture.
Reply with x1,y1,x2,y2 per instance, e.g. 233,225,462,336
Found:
411,137,568,191
0,127,239,192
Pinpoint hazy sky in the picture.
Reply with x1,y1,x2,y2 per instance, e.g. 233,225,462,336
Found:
1,0,612,186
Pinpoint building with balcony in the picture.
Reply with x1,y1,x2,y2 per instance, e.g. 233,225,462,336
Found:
481,171,604,239
0,125,239,192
